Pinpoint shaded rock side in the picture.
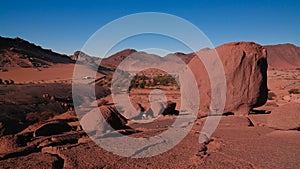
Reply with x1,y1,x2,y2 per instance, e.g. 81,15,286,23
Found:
189,42,268,115
162,101,179,116
34,121,72,137
80,106,130,135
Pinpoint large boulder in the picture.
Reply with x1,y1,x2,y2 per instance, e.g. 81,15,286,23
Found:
80,106,130,135
189,42,268,115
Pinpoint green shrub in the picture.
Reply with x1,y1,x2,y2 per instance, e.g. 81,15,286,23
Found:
129,74,178,89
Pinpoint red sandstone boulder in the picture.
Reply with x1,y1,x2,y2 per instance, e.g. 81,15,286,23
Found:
80,106,130,135
189,42,268,115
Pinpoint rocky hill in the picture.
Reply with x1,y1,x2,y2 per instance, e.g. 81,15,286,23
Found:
265,44,300,69
98,49,137,71
1,37,300,72
0,37,74,71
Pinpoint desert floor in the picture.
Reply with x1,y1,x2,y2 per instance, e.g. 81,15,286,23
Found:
0,68,299,169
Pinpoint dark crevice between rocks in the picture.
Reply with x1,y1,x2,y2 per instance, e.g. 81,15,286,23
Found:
270,127,300,131
41,136,80,148
196,137,214,160
289,127,300,131
247,117,255,127
223,112,234,116
196,144,208,159
0,146,41,160
50,153,65,169
249,109,271,115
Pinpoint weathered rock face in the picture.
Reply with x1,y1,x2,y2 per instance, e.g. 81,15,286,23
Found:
80,106,129,135
189,42,268,115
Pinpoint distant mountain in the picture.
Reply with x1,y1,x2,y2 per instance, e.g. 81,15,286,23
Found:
264,44,300,69
0,36,74,70
1,36,299,71
99,49,137,71
99,49,194,73
97,49,196,72
165,52,195,64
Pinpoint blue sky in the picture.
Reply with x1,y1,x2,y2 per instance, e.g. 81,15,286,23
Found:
1,0,300,56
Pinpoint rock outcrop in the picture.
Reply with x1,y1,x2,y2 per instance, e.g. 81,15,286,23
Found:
189,42,268,115
80,106,130,135
0,36,74,69
34,121,72,137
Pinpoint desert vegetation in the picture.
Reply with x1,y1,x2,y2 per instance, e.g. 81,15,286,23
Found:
130,74,178,89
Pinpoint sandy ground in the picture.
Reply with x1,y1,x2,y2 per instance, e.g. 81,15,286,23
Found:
0,64,104,84
257,68,300,112
1,115,299,168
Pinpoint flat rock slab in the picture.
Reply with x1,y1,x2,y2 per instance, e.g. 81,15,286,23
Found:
1,113,299,168
211,127,300,169
200,115,252,128
266,102,300,130
248,114,268,127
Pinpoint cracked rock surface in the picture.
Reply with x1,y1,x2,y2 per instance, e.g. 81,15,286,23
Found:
1,112,299,169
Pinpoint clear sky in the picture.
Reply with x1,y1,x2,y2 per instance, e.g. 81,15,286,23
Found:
1,0,300,56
